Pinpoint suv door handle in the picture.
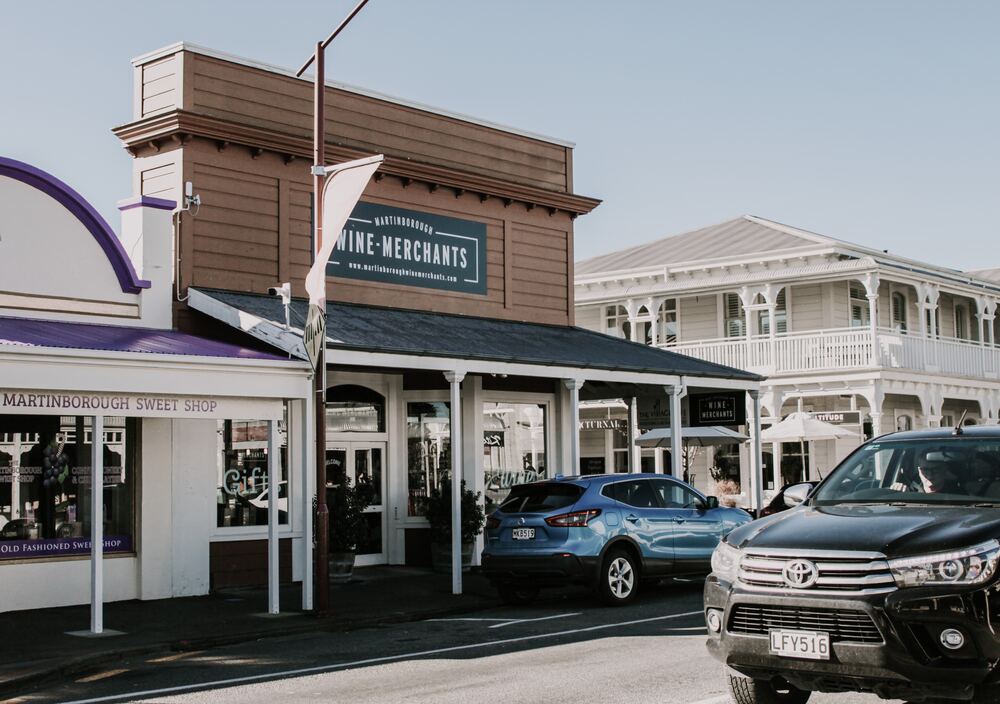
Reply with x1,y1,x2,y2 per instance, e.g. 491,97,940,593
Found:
672,517,686,524
625,514,639,523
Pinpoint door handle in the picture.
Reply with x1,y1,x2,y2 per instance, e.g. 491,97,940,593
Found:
672,517,686,524
625,514,640,523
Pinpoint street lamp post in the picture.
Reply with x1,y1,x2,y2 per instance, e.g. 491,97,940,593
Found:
296,0,373,617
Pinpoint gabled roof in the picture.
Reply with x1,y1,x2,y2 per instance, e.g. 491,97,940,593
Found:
575,215,830,277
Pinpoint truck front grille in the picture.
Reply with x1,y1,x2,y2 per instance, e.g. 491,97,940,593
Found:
738,548,896,595
728,604,883,644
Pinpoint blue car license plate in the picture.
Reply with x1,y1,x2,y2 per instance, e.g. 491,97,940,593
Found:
512,528,535,540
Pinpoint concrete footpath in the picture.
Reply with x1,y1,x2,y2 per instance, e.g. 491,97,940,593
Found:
0,566,498,697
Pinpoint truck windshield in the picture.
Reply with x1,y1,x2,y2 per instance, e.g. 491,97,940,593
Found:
813,437,1000,506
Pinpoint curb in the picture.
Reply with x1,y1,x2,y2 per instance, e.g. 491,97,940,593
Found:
1,594,498,699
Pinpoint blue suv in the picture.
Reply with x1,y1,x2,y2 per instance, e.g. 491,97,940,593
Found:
481,474,751,605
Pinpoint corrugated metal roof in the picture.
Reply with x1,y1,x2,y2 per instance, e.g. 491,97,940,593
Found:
193,289,761,382
575,216,825,277
968,268,1000,284
0,317,287,361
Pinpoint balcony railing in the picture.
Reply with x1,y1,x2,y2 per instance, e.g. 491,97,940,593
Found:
663,327,1000,379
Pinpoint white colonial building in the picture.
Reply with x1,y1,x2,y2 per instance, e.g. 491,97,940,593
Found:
575,215,1000,499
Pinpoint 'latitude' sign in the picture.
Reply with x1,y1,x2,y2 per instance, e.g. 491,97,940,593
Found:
329,202,488,295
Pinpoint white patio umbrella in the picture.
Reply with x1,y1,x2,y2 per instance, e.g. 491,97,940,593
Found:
760,412,857,479
636,426,749,483
636,426,749,448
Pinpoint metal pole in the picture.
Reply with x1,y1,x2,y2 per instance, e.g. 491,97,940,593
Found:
90,415,104,635
295,0,372,76
268,418,280,615
312,41,330,616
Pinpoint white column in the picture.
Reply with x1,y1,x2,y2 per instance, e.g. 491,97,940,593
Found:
267,418,280,615
665,385,683,477
772,442,782,489
748,391,764,513
90,415,104,635
562,379,583,474
629,397,640,472
445,371,466,595
867,294,880,365
300,395,314,611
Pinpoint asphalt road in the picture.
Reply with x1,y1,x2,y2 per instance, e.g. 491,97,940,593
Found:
9,580,900,704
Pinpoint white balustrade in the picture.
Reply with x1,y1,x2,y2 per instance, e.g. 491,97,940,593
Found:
664,327,1000,379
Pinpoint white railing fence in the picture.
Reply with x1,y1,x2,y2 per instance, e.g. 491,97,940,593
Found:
665,327,1000,379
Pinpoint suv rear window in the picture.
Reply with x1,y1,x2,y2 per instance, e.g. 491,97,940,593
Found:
498,483,583,513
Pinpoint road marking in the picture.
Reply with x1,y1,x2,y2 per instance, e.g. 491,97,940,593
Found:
488,612,582,629
75,669,128,684
146,651,202,663
61,609,704,704
425,617,513,622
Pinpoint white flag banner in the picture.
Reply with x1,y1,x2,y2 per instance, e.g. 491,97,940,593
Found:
305,154,384,308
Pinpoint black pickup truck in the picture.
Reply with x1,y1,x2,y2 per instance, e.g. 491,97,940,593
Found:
705,426,1000,704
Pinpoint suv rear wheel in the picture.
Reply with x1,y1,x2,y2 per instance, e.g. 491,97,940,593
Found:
726,669,810,704
598,547,639,605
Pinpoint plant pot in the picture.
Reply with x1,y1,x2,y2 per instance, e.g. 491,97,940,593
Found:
430,541,475,574
330,551,356,584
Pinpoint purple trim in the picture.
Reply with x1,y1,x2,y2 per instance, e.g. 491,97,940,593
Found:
118,196,177,212
0,157,152,293
0,316,289,361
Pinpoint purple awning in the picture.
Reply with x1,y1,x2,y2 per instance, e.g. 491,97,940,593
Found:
0,317,287,361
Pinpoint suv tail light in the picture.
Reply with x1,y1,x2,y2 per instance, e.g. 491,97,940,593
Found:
485,515,501,530
545,509,601,527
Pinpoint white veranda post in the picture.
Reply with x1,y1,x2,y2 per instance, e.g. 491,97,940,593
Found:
666,385,683,477
90,415,104,635
748,391,764,513
267,418,280,615
445,371,466,595
563,379,583,474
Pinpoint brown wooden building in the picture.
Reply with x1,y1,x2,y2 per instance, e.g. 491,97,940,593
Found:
113,43,759,586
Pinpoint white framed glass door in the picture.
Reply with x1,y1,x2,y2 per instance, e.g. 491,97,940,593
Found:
326,441,387,566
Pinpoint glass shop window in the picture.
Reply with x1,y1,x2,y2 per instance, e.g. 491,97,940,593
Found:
407,402,451,517
483,402,546,509
216,418,288,528
0,415,137,560
326,385,386,432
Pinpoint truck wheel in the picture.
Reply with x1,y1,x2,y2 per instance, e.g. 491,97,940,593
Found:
598,548,639,605
497,584,539,605
726,669,810,704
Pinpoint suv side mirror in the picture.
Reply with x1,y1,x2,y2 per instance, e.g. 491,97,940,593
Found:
783,482,813,508
703,496,719,510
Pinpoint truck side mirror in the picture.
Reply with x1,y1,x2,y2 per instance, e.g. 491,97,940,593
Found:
703,496,720,510
783,483,813,508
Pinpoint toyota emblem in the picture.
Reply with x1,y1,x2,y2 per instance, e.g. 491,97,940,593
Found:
518,517,526,525
783,559,819,589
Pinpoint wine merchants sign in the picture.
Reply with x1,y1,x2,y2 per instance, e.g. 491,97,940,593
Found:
0,391,283,420
331,202,488,295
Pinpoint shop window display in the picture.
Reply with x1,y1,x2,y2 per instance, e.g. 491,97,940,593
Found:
483,402,546,508
216,419,288,528
0,415,136,560
407,402,451,517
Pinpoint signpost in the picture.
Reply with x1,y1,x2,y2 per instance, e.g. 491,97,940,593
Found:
303,305,326,371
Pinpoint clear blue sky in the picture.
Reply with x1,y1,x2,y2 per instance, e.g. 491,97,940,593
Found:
3,1,998,270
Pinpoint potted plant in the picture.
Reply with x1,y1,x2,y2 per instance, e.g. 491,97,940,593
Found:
327,471,376,583
421,478,486,574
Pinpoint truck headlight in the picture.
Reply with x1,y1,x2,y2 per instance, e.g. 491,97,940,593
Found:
888,540,1000,588
711,540,742,583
